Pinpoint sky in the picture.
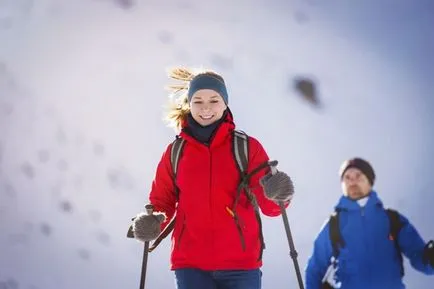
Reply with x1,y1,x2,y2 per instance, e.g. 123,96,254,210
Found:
0,0,433,288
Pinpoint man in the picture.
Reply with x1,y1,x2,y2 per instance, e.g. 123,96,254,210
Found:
305,157,434,289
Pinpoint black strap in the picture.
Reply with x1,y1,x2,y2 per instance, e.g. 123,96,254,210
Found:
328,210,345,258
148,217,175,252
231,130,266,261
327,208,404,276
386,208,404,277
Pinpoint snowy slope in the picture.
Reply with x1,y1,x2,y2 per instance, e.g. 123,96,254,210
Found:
0,0,433,288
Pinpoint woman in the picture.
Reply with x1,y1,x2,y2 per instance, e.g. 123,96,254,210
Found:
131,67,294,289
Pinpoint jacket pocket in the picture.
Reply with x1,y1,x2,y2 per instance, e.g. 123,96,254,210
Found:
230,205,260,255
234,213,246,251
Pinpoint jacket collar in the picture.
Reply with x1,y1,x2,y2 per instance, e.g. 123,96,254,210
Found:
335,190,383,211
179,108,236,148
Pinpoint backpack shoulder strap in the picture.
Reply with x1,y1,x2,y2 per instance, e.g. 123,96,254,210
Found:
170,137,186,180
170,136,186,199
231,130,267,261
329,210,345,258
232,130,249,176
386,208,405,277
386,208,403,241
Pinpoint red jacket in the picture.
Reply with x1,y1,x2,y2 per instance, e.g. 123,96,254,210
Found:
149,112,285,270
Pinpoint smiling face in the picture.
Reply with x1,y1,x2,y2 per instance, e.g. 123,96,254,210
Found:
189,89,227,126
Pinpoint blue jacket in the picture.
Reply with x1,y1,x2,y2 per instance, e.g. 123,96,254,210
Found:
305,191,434,289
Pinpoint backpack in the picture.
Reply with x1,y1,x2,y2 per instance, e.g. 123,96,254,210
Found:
129,130,266,260
328,208,404,276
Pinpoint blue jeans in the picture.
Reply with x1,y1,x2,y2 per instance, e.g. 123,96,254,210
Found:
175,268,262,289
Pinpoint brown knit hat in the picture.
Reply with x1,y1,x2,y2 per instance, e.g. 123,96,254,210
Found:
339,157,375,185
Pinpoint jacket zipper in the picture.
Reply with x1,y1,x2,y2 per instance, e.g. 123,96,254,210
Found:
187,131,248,253
209,147,214,258
361,207,371,286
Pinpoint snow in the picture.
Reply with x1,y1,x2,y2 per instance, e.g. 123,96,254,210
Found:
0,0,433,288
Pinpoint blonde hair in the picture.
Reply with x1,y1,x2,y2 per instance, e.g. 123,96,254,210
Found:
163,66,222,132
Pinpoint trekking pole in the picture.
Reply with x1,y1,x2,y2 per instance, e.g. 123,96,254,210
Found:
139,204,154,289
270,165,305,289
278,200,304,289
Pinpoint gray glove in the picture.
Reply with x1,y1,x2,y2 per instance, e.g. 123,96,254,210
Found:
132,211,166,242
260,171,294,202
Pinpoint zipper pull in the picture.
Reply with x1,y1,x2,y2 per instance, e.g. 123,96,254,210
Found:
226,206,235,218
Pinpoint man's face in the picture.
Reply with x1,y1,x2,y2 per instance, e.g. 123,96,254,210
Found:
341,167,372,200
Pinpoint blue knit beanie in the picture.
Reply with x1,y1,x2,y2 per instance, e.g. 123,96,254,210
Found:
187,73,228,104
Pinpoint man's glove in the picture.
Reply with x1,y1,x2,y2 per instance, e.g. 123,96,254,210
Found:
131,210,166,243
260,170,294,202
423,240,434,267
